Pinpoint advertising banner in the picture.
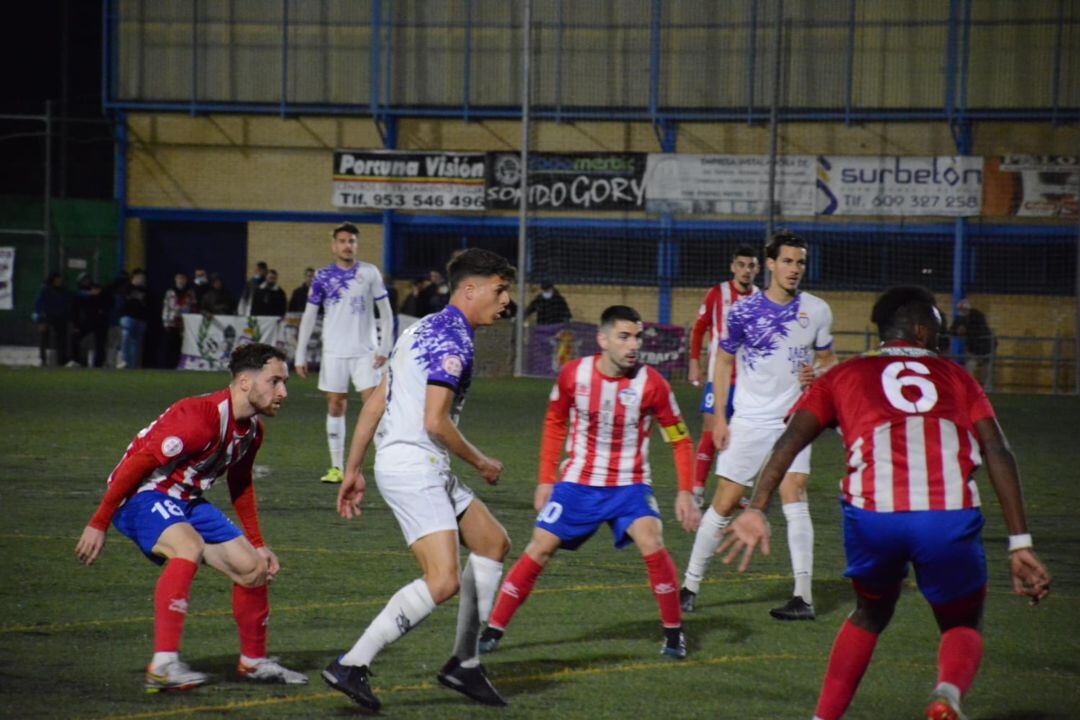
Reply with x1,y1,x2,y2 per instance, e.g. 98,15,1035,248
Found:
179,315,289,371
332,150,486,211
816,156,983,216
485,152,647,211
644,154,817,215
0,247,13,310
981,156,1078,218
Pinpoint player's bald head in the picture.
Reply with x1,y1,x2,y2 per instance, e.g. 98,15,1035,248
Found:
872,286,942,345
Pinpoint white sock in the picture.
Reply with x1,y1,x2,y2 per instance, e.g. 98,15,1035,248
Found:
150,651,178,670
239,654,266,666
341,579,436,668
452,554,503,666
683,507,732,593
326,414,346,469
470,554,504,623
783,501,814,604
934,682,962,707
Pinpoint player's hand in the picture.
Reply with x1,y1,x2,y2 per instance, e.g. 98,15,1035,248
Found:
1009,548,1051,605
337,469,367,520
717,508,771,572
675,491,702,532
534,483,554,512
75,526,106,566
256,546,280,582
476,455,503,485
711,417,731,451
687,362,701,387
798,362,815,389
294,363,308,379
373,355,388,369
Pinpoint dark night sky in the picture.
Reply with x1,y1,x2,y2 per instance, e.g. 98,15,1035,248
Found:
2,0,112,199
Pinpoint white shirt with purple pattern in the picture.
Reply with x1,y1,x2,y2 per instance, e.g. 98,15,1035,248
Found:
306,261,389,358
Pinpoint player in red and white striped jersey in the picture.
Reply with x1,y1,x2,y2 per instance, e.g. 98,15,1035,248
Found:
686,245,760,506
75,344,307,692
481,306,701,660
720,287,1051,720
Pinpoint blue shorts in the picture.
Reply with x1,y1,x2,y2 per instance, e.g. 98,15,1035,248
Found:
841,503,987,605
113,490,244,565
699,381,736,421
536,483,661,551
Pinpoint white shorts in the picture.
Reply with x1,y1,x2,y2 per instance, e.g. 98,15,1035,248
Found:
318,355,383,394
714,417,812,487
375,469,476,546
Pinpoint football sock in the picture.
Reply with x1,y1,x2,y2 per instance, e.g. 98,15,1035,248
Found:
814,620,878,720
342,579,436,668
643,549,681,628
153,558,198,654
326,414,346,469
683,507,731,593
470,554,504,622
782,501,814,604
936,626,983,696
452,557,480,665
232,583,269,660
693,432,715,491
488,553,544,631
150,651,178,670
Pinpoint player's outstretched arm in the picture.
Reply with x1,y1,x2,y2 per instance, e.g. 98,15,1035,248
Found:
339,377,387,519
709,350,736,450
975,416,1051,603
294,303,320,378
76,451,160,566
424,384,502,484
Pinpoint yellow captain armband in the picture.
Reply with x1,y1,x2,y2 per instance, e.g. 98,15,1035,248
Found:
660,421,689,443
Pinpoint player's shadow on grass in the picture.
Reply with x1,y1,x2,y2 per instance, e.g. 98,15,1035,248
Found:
485,652,651,696
189,649,334,682
690,579,847,618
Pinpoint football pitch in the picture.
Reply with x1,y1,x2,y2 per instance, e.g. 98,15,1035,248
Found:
1,368,1077,720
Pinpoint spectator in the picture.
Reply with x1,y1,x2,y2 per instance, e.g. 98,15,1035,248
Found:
200,273,236,315
951,298,995,386
398,276,430,317
33,272,70,366
191,267,210,306
251,269,287,317
288,267,315,313
71,273,109,367
237,261,268,316
161,272,197,368
103,269,130,367
119,269,150,369
524,282,572,325
425,269,450,314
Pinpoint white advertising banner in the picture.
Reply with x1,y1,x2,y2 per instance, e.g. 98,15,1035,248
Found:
643,154,817,216
0,247,13,310
816,156,983,216
331,150,487,211
178,315,289,371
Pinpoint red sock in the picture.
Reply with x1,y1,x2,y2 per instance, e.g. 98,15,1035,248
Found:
814,620,879,720
693,432,715,490
233,583,269,659
488,553,544,631
643,549,681,627
154,558,198,653
937,627,982,694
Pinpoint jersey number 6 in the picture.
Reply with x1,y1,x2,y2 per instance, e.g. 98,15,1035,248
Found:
881,361,939,414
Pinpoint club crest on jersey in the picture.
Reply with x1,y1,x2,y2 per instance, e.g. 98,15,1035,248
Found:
161,436,184,457
441,354,463,378
617,387,638,407
575,382,589,397
798,311,810,328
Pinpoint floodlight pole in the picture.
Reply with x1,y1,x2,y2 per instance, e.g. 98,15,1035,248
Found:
764,0,783,286
44,100,53,277
513,0,531,377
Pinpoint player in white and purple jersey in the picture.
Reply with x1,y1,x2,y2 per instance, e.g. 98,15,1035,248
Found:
321,249,516,712
74,344,306,692
719,286,1050,720
681,231,837,619
295,223,394,484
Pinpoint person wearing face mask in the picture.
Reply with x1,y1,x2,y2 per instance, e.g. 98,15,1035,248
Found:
161,273,197,368
251,269,287,318
237,262,268,317
191,267,210,306
119,269,151,369
524,282,571,325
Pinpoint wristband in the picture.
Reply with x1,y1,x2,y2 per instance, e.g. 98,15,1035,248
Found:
1007,533,1033,552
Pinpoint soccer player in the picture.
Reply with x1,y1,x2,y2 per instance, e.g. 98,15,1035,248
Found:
322,248,515,712
687,244,761,507
295,222,394,484
478,305,701,661
680,230,836,619
718,286,1051,720
74,343,307,691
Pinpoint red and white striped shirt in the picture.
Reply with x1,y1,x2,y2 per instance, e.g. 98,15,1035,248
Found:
793,344,995,512
689,281,758,383
539,355,693,490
